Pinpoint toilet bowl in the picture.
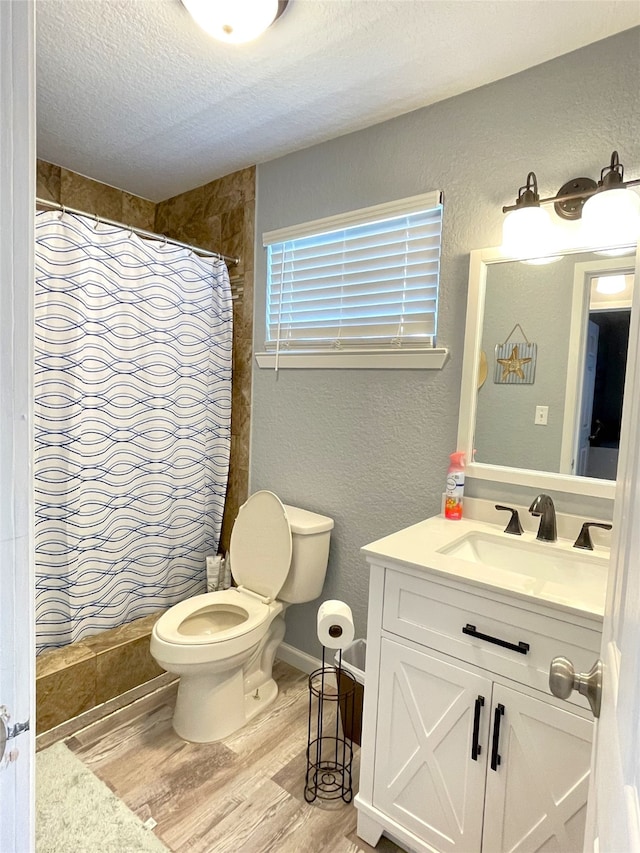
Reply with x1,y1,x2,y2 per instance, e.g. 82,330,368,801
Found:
150,490,333,742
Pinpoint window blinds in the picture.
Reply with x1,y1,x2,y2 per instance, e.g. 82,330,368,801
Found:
263,191,443,352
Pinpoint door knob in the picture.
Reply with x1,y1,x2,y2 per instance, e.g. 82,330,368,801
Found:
549,657,602,718
0,705,30,768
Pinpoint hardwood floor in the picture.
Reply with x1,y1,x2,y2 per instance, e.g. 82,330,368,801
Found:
63,661,406,853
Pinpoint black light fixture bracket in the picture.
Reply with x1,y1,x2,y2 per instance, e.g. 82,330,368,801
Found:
503,151,640,219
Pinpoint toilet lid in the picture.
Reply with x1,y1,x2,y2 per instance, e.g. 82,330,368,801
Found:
229,490,292,600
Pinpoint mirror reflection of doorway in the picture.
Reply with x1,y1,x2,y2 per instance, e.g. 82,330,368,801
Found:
561,261,635,480
579,307,631,479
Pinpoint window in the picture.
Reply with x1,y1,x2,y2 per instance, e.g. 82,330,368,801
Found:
257,191,448,369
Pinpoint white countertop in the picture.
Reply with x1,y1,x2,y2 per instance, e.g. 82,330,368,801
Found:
362,514,609,621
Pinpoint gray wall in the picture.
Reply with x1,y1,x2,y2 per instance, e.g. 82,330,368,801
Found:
251,28,640,658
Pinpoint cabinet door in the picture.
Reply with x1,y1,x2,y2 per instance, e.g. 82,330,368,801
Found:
483,683,593,853
373,638,492,853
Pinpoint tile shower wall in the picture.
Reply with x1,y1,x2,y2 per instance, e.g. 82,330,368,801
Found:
35,613,167,732
156,167,255,552
36,160,255,553
37,160,156,231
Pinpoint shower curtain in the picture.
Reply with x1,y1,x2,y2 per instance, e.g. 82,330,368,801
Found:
34,211,232,655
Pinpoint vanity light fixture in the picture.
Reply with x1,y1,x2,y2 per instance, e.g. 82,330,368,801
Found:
501,172,556,259
582,152,640,250
182,0,289,44
502,151,640,257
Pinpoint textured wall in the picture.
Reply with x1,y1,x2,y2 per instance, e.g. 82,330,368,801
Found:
36,162,255,555
252,29,640,657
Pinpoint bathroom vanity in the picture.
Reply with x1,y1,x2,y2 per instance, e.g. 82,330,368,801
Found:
354,509,607,853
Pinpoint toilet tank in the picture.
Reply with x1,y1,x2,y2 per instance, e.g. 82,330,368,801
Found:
279,504,334,603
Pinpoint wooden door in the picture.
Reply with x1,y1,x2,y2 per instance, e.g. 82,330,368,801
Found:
575,320,598,476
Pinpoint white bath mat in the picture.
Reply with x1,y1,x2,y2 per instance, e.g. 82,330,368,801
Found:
36,741,169,853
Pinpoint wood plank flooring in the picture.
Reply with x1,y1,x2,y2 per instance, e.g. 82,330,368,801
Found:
63,661,406,853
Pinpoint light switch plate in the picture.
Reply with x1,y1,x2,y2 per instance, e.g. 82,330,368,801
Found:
535,405,549,425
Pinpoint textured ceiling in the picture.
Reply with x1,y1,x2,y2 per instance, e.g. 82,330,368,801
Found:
36,0,640,202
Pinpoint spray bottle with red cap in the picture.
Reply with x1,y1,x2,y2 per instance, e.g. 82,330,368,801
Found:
445,451,466,520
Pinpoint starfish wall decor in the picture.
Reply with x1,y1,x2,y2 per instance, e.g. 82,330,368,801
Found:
494,341,537,384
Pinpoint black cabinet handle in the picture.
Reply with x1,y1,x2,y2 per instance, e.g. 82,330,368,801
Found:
471,695,484,761
462,624,530,655
490,704,505,771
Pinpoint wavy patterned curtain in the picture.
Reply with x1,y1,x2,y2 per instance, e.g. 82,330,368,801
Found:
34,211,232,654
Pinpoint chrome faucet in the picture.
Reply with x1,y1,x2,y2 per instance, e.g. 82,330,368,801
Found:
529,493,557,542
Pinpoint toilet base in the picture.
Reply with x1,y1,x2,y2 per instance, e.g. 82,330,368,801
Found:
173,663,246,742
172,664,281,743
243,677,278,724
173,672,281,743
168,614,287,743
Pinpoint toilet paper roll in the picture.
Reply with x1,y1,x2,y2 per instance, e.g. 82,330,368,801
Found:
317,600,355,650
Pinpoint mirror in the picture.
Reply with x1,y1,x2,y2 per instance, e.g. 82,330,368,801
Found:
457,241,638,499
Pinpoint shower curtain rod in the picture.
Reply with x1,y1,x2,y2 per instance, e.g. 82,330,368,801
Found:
35,197,240,267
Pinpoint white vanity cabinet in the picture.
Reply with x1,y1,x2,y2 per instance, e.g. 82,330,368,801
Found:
355,557,602,853
371,636,491,851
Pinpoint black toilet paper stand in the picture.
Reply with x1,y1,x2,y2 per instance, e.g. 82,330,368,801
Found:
304,645,356,804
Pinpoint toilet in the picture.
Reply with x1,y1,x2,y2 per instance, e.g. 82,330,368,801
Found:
150,490,334,742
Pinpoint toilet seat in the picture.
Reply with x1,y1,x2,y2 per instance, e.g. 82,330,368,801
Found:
230,490,292,600
155,492,293,650
154,589,271,646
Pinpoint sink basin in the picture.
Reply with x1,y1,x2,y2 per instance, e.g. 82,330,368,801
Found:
362,515,609,617
437,531,606,583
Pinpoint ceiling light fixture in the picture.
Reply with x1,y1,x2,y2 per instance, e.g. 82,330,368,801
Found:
502,150,640,258
182,0,289,44
595,274,627,296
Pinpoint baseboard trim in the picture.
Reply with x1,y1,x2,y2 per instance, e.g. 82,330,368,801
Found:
276,642,322,674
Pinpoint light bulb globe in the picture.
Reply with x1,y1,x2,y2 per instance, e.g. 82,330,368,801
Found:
582,188,640,250
502,206,555,260
595,275,626,295
183,0,281,43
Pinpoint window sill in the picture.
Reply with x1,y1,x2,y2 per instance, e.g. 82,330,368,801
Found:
255,348,449,370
